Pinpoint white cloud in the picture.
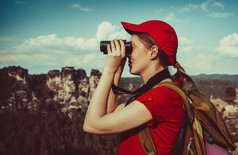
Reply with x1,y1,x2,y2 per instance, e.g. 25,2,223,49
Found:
16,1,26,4
182,53,217,73
72,3,93,12
0,21,129,70
194,54,216,70
155,8,166,14
212,2,224,9
0,54,55,65
72,3,80,8
181,3,199,12
179,0,234,19
165,12,174,21
0,34,98,54
181,1,209,12
176,36,220,74
64,54,105,67
164,12,181,22
179,36,194,45
96,21,129,41
80,7,92,12
215,33,238,57
181,0,226,13
200,0,212,12
0,21,128,55
178,36,195,53
208,12,233,18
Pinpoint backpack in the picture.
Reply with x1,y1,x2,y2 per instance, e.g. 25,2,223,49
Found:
138,81,236,155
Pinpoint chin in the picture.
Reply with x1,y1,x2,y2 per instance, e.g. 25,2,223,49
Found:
129,68,140,75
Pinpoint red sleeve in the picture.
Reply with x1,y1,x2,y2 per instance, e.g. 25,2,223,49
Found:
136,86,179,126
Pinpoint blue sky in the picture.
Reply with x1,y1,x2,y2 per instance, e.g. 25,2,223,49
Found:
0,0,238,77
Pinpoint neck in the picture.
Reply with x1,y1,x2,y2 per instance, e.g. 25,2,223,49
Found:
140,65,165,84
125,67,171,105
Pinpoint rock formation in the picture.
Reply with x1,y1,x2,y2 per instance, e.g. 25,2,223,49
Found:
0,66,238,154
0,66,30,111
46,67,98,119
0,66,102,120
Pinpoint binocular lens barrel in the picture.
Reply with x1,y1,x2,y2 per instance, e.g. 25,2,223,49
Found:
100,40,132,54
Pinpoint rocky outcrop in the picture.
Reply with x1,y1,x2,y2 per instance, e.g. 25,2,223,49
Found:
76,69,89,116
0,66,238,154
88,69,101,102
223,104,238,142
1,66,238,142
0,66,101,119
0,66,30,111
0,66,116,155
46,67,92,119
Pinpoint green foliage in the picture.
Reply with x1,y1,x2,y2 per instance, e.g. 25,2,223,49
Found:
191,74,238,85
0,101,117,155
0,67,20,107
27,74,50,102
0,66,119,155
225,86,237,103
193,79,236,98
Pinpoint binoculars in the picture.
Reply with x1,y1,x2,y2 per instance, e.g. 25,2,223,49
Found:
100,40,132,55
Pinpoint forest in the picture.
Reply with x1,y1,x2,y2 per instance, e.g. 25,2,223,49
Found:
0,66,237,155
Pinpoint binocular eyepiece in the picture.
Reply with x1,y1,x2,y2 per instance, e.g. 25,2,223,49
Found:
100,40,132,55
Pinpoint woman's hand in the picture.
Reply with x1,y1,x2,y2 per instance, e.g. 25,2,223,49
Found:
104,39,126,74
84,40,153,135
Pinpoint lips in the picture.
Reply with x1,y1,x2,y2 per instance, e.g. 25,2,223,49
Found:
128,59,132,67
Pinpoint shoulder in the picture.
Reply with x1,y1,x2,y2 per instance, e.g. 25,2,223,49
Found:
136,81,183,108
135,82,184,124
137,85,176,102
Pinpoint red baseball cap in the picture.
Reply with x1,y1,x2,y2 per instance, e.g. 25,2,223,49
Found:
121,20,178,65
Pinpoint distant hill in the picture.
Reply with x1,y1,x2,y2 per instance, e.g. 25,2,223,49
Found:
121,74,238,99
121,74,238,86
191,74,238,86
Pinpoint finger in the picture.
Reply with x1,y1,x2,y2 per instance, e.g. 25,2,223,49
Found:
110,40,116,53
107,44,112,54
121,57,127,66
119,39,126,57
114,40,120,53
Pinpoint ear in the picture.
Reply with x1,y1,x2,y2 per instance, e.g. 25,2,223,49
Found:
148,45,159,60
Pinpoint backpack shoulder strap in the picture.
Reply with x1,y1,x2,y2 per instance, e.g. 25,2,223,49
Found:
138,81,191,155
138,127,157,155
155,81,192,120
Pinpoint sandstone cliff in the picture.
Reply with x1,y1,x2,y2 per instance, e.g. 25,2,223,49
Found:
0,66,103,120
0,66,237,154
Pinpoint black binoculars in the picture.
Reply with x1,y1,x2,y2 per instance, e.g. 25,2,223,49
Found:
100,40,132,55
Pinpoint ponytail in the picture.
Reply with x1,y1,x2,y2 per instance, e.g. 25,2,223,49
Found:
171,62,197,93
134,32,196,92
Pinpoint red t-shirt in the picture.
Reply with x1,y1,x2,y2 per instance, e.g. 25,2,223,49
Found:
117,82,184,155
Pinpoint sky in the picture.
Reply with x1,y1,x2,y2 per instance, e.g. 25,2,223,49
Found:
0,0,238,77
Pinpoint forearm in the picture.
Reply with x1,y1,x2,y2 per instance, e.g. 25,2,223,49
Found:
107,72,122,113
84,68,114,125
84,39,126,133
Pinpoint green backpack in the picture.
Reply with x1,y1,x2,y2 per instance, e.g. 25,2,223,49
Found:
138,81,236,155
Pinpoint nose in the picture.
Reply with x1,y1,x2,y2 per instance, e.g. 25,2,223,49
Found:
126,51,132,57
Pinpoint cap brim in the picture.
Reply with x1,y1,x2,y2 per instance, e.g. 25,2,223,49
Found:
121,21,146,34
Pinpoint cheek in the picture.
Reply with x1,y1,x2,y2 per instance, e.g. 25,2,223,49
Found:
131,47,146,59
133,50,147,62
131,51,148,70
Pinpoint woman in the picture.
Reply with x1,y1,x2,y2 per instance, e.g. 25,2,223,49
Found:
83,20,186,154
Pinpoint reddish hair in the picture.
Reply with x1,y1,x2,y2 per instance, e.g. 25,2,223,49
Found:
135,32,197,92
